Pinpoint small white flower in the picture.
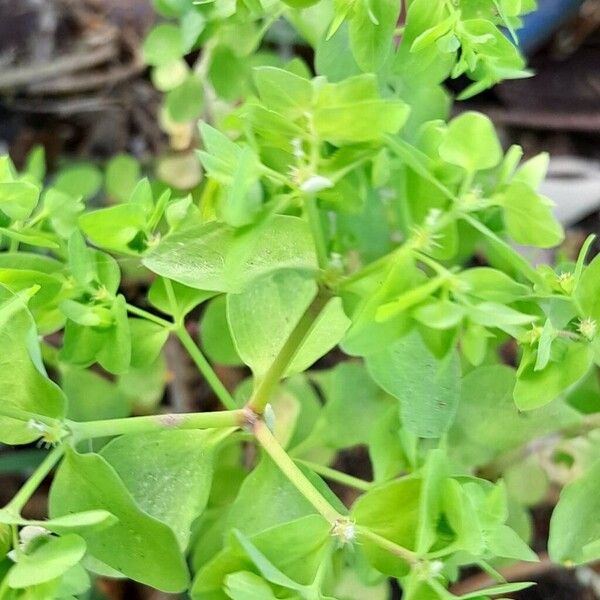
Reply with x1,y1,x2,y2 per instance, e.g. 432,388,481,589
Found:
300,175,334,194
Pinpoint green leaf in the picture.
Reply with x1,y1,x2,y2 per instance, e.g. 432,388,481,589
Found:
315,23,361,82
575,253,600,321
129,319,170,368
200,295,242,366
366,330,460,438
166,74,204,122
49,448,189,592
227,270,350,377
100,430,217,549
449,365,580,467
143,215,318,293
0,225,58,249
0,285,66,444
61,366,129,423
349,0,400,71
43,188,84,238
226,456,344,536
143,23,184,66
224,571,279,600
231,530,304,591
24,145,46,182
549,460,600,565
0,181,40,220
514,342,593,410
412,300,465,330
0,510,115,532
457,267,530,303
219,147,262,227
314,75,410,144
54,163,102,200
79,204,148,255
468,301,536,330
458,582,534,599
198,122,246,182
253,67,312,118
105,154,141,202
316,362,393,449
96,295,132,375
192,515,330,598
8,534,86,588
513,152,549,189
500,182,564,248
438,111,502,172
117,357,167,414
351,477,421,577
487,524,538,562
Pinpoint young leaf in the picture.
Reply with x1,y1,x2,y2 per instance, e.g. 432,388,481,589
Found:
438,112,502,172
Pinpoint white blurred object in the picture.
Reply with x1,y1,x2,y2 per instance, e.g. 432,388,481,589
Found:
542,156,600,225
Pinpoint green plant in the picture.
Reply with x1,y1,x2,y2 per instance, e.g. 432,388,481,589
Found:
0,0,599,598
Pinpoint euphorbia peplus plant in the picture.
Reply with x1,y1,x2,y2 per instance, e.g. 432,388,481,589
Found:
0,0,599,598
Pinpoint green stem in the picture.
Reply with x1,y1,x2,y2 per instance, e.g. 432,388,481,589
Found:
294,459,372,492
254,421,342,524
247,288,331,414
357,526,418,566
175,326,238,410
68,409,244,441
5,446,65,514
125,303,173,329
304,194,329,269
